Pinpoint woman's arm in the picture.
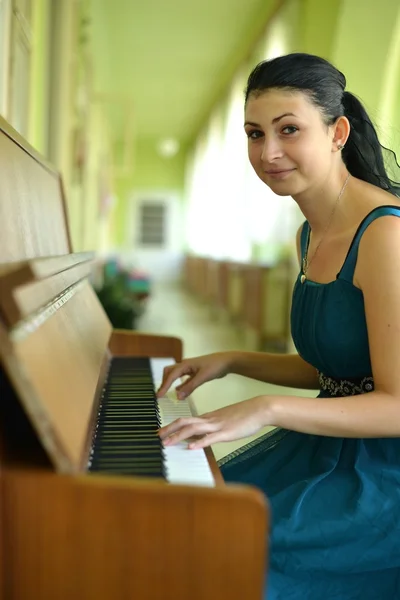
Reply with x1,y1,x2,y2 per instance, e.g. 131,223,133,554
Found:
160,388,400,449
267,390,400,437
229,351,320,390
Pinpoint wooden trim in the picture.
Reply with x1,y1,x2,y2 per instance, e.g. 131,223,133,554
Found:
0,252,93,281
0,262,93,327
0,113,58,176
204,447,224,485
58,174,73,252
109,330,183,362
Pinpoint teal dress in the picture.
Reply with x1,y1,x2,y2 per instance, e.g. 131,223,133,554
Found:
220,205,400,599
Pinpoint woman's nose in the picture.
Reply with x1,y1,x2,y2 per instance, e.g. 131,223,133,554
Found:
260,138,284,162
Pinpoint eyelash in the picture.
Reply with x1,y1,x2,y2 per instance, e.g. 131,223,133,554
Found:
247,130,263,140
281,125,298,135
246,125,299,139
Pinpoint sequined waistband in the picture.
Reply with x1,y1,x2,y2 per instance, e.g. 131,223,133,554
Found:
318,371,374,397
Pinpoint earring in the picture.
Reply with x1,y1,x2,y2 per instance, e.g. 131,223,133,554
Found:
337,144,345,150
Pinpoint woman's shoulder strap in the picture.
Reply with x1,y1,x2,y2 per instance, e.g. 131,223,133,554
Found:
300,220,310,263
340,205,400,282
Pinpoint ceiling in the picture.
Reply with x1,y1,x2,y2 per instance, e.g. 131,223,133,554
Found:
89,0,277,148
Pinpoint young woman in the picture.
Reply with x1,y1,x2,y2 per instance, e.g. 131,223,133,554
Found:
157,53,400,599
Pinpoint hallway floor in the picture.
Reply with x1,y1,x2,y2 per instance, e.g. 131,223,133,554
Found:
137,283,313,460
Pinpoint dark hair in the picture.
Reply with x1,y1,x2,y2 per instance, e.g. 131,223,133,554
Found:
245,53,399,196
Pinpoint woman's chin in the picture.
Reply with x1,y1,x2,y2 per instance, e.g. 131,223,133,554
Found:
265,180,301,197
260,170,301,196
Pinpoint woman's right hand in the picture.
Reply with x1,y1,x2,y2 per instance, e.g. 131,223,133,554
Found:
156,352,234,399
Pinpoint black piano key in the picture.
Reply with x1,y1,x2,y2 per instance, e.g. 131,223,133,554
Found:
88,356,166,479
93,441,162,448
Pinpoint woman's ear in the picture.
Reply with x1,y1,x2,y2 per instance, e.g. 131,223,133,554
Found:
332,116,350,152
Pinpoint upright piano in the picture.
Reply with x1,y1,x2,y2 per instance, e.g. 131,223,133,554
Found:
0,116,269,599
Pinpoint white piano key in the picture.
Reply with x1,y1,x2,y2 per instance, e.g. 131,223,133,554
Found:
150,357,175,388
151,358,215,487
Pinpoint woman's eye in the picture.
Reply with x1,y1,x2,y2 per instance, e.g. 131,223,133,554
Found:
281,125,298,135
247,130,263,140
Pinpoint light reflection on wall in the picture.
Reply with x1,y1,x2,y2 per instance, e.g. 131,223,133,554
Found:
184,14,301,263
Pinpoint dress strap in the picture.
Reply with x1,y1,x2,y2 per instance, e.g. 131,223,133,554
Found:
300,221,310,264
339,205,400,282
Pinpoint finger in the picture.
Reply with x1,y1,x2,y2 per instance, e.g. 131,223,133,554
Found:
158,416,202,440
157,366,189,397
188,431,226,449
173,373,206,399
162,421,215,446
156,366,174,397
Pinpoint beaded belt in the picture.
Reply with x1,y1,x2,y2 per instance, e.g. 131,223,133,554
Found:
318,371,374,397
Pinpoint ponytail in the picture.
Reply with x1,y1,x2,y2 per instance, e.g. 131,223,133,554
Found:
341,91,400,196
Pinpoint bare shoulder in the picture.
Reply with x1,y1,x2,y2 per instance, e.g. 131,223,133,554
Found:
361,210,400,245
353,177,400,213
350,178,400,285
355,202,400,287
358,180,400,242
359,199,400,250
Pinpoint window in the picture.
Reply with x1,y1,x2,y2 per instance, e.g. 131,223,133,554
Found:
138,202,166,247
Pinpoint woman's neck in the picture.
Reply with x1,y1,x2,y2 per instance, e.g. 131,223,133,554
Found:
293,168,351,236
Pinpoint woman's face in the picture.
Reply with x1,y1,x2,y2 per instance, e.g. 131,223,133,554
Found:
244,89,336,196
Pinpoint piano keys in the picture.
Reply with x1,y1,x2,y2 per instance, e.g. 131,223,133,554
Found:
88,356,215,486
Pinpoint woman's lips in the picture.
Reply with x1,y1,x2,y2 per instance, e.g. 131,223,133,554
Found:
265,168,296,179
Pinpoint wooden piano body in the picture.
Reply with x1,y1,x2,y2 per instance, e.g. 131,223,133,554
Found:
0,116,269,599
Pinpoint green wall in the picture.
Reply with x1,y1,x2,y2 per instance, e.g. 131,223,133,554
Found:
113,137,186,247
332,0,400,117
300,0,342,58
131,139,186,189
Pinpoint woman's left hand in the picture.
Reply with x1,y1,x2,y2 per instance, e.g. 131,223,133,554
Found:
158,396,273,449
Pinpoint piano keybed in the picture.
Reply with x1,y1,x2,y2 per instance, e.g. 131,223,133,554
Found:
88,357,215,486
